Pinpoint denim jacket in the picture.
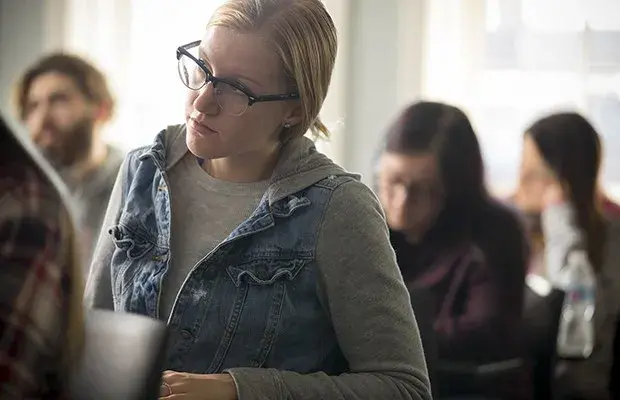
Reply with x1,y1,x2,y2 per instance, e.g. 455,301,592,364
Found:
85,125,431,400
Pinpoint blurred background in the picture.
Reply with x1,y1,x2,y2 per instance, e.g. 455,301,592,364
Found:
1,0,619,197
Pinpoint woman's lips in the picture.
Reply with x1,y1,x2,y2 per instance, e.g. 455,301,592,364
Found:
188,117,218,135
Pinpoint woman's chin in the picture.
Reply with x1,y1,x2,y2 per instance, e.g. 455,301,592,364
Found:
186,129,224,160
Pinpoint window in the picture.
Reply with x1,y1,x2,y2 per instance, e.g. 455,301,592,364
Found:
115,0,227,150
472,0,620,198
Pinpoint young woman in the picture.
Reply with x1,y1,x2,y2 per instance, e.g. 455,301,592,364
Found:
0,112,84,398
376,101,531,399
84,1,431,399
514,112,620,400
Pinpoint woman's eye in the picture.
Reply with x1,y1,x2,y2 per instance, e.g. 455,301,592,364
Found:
232,86,245,95
221,83,247,97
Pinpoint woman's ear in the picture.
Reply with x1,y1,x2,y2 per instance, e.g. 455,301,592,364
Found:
283,101,302,128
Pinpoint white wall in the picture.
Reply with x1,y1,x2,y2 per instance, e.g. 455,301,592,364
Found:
333,0,427,185
0,0,42,113
0,0,68,112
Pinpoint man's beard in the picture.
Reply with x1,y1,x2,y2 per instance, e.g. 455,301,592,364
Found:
38,117,95,169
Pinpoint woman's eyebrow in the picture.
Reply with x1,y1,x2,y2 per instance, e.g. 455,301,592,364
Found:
198,47,264,89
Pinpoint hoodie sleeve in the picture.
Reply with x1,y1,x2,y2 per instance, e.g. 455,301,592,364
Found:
226,180,432,400
83,157,126,310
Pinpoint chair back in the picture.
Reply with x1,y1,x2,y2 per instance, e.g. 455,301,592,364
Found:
522,275,565,400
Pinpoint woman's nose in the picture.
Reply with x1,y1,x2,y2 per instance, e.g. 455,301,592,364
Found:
192,81,220,115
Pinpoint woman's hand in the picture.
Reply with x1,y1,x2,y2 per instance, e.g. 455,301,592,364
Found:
160,371,237,400
515,170,564,212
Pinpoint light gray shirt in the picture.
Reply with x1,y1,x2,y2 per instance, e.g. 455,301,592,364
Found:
161,153,268,320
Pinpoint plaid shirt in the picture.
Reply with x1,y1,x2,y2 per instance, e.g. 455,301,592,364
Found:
0,159,74,398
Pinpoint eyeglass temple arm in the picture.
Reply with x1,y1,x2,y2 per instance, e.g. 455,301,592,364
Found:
181,40,201,50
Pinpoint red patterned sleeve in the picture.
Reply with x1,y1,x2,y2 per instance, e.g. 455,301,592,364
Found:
0,167,71,398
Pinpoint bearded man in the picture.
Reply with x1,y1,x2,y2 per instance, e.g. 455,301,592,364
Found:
15,53,124,269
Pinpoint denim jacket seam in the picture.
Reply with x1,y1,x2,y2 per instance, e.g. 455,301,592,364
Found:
312,179,355,317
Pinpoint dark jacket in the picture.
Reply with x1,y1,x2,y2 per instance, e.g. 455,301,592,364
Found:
392,200,532,399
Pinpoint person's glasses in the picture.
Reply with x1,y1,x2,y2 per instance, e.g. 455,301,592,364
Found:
176,40,300,117
380,178,444,205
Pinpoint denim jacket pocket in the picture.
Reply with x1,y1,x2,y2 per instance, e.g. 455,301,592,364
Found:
109,223,156,298
226,258,307,287
210,258,309,369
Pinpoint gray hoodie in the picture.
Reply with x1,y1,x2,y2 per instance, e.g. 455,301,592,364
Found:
59,145,124,268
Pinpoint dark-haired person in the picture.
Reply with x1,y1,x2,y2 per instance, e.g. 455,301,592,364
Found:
514,111,620,400
377,102,531,399
14,53,124,267
376,101,532,399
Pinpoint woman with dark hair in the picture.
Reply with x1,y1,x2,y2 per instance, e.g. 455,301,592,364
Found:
376,101,531,399
514,111,620,400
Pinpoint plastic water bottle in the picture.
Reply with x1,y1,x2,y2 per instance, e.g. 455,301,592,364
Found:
556,250,596,359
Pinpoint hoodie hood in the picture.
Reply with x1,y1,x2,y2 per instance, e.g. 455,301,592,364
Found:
158,124,360,204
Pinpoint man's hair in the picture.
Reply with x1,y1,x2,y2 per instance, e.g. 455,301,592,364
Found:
14,53,114,121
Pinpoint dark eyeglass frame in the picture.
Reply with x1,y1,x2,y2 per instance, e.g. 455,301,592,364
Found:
176,40,300,107
379,176,445,205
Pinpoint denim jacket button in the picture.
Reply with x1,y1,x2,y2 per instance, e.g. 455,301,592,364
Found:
180,329,193,339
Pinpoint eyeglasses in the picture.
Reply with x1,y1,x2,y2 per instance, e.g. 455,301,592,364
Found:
176,40,300,116
379,178,444,205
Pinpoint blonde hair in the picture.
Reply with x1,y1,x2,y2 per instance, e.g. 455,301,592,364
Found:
208,0,337,141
